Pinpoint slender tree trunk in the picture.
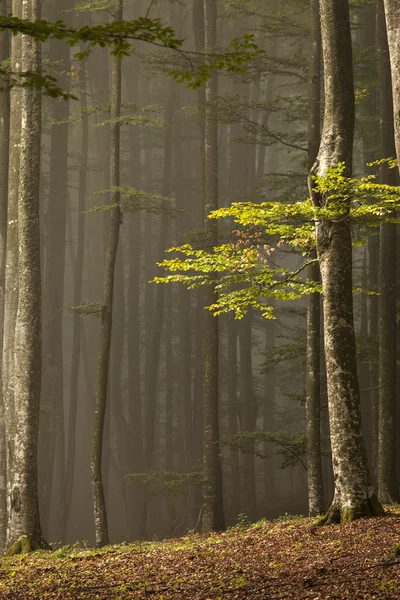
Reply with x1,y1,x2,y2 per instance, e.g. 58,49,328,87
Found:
306,0,324,517
142,82,175,535
376,0,398,503
0,0,9,553
311,0,383,523
202,0,225,533
227,316,240,523
61,50,88,541
6,0,48,555
126,52,142,540
238,315,257,522
91,0,122,548
39,0,71,539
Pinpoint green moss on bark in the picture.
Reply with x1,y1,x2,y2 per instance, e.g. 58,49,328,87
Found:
5,535,49,556
317,494,385,526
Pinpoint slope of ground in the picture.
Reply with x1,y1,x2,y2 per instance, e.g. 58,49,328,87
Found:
1,510,400,599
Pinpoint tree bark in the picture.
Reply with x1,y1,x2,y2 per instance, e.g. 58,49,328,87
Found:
0,0,9,553
61,48,89,541
91,0,122,548
306,0,324,517
39,0,71,539
311,0,383,523
6,0,48,554
383,0,400,168
202,0,225,533
376,0,398,503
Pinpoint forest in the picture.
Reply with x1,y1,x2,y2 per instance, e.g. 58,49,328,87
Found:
1,0,400,590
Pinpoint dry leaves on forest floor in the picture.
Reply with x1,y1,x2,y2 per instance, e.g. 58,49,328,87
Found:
1,510,400,599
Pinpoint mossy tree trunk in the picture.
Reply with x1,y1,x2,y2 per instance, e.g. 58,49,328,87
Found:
310,0,383,524
6,0,48,554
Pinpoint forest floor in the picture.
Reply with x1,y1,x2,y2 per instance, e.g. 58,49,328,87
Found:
1,509,400,599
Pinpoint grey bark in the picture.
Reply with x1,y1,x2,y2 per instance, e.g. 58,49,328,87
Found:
376,0,398,503
0,0,9,553
311,0,383,522
91,0,123,548
2,0,21,553
6,0,48,554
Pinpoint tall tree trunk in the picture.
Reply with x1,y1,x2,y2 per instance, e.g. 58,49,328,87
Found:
126,51,142,540
306,0,324,517
6,0,48,555
227,316,240,523
376,0,398,503
141,81,175,535
202,0,225,533
3,0,21,555
91,0,122,548
39,0,71,540
61,49,89,541
311,0,383,523
0,0,9,553
238,315,257,522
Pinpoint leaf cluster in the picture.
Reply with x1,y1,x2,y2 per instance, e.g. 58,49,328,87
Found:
155,163,400,319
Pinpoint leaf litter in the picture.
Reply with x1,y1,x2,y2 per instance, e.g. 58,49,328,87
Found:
0,510,400,599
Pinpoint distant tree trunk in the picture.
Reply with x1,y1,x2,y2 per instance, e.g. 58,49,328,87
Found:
0,0,9,553
311,0,383,523
142,82,175,535
358,0,378,482
239,315,257,522
40,0,71,540
126,52,142,541
306,0,324,517
263,315,277,515
91,0,122,548
6,0,49,555
202,0,225,533
61,49,88,541
376,0,398,503
227,316,240,523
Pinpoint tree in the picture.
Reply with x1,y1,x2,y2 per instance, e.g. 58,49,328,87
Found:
91,0,123,548
376,0,398,504
5,0,48,555
156,0,396,525
308,0,383,523
0,0,9,554
305,0,324,517
202,0,225,534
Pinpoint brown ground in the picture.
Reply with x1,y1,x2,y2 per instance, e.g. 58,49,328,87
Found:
1,510,400,599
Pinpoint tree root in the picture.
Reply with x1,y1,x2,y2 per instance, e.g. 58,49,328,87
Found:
316,493,385,525
5,534,50,556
